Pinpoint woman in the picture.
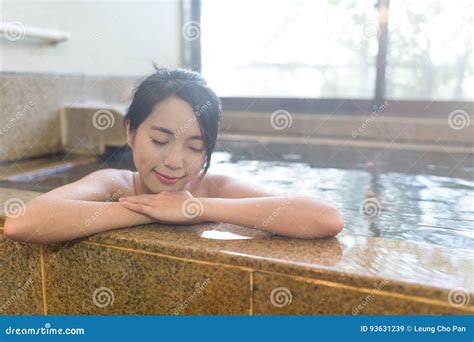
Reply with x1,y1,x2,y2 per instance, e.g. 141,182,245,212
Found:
4,67,343,245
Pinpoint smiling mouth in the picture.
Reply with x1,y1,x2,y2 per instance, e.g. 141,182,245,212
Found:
154,170,183,181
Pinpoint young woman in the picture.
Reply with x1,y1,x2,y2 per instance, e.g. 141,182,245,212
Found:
4,67,343,245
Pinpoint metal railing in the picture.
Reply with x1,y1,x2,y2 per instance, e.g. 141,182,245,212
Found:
0,22,69,44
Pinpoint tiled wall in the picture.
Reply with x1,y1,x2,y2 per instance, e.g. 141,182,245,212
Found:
1,229,471,316
0,72,135,161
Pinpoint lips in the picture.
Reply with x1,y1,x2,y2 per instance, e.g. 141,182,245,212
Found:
154,170,183,185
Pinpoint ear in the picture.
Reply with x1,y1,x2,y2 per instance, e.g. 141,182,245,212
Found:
124,120,135,148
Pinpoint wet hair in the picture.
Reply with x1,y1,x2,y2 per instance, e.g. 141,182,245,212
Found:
124,66,222,179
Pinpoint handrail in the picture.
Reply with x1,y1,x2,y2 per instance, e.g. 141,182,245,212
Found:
0,22,69,44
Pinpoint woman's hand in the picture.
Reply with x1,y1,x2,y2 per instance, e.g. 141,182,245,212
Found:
118,190,206,224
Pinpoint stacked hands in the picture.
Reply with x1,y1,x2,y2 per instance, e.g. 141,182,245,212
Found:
119,188,206,225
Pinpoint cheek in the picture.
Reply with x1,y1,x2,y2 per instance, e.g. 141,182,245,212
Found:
132,138,158,171
187,154,206,174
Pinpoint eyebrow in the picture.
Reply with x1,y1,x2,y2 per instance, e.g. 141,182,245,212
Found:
150,126,203,141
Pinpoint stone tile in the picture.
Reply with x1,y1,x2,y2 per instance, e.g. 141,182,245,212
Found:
0,186,472,310
221,111,473,145
60,106,126,155
252,272,473,315
44,241,251,315
0,232,44,315
0,73,134,161
84,224,474,304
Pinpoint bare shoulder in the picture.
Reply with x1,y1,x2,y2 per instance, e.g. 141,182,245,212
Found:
200,172,275,199
37,168,135,202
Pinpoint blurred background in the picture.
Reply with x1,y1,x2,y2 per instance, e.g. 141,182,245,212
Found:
0,0,472,101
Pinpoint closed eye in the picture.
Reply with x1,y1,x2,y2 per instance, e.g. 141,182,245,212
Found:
151,139,167,145
189,146,203,152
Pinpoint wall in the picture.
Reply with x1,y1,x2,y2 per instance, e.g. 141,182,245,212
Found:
0,0,182,75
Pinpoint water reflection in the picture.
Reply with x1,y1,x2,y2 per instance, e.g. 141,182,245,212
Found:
210,152,474,250
200,230,253,240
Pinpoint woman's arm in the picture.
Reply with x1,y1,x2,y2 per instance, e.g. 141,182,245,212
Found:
202,174,344,238
119,174,344,239
3,169,153,245
199,196,343,238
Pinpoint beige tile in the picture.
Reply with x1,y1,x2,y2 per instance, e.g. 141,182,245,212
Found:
44,241,251,315
252,272,473,315
60,106,127,156
221,111,473,145
0,233,44,315
0,73,133,161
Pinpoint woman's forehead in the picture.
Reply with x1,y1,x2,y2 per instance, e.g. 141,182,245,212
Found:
146,97,202,138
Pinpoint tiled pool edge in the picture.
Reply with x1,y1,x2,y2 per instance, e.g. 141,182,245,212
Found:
1,187,472,315
1,227,472,315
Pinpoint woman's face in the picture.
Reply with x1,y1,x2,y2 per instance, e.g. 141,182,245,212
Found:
126,96,206,193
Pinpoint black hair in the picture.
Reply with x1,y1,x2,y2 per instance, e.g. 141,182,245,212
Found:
124,66,222,180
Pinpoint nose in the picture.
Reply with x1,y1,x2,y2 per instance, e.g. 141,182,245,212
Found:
163,147,184,171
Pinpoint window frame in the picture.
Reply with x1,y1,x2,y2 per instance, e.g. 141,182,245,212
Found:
182,0,473,117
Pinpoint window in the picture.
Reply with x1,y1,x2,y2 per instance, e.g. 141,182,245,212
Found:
194,0,473,108
386,0,473,101
201,0,379,98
